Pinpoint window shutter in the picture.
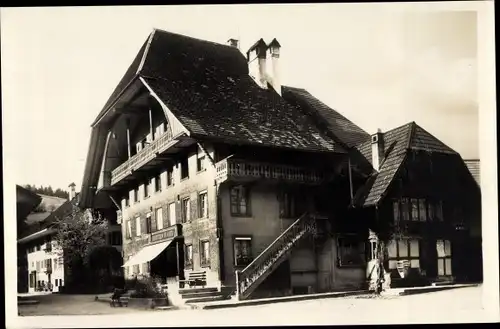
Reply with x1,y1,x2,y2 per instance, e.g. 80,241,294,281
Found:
141,216,147,235
175,200,182,225
151,214,157,232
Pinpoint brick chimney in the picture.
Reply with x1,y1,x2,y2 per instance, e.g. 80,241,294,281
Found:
267,38,281,96
68,182,76,201
246,38,269,89
371,128,385,171
227,38,239,49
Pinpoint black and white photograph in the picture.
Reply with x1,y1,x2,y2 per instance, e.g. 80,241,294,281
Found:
2,2,498,327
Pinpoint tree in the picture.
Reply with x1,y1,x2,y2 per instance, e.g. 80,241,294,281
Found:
51,204,109,288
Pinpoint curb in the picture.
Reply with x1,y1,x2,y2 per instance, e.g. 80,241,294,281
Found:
193,290,370,310
398,284,479,296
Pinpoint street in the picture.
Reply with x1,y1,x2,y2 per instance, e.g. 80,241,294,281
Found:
14,285,497,326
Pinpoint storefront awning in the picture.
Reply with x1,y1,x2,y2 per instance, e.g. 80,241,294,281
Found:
122,240,173,267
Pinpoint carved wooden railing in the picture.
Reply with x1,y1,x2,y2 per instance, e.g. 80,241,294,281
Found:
235,212,320,300
215,157,325,185
111,130,175,185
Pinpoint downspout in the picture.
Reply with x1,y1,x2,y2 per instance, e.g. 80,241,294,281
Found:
348,155,354,203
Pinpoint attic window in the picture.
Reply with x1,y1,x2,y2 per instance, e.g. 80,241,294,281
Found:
372,135,378,143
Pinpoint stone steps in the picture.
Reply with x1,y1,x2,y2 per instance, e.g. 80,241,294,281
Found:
181,291,223,299
178,287,218,294
184,294,229,304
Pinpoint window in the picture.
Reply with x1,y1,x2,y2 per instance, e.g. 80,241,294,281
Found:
400,198,410,221
185,244,193,268
233,237,253,267
55,279,58,287
387,239,421,270
154,175,161,192
144,180,150,198
197,152,206,172
230,185,250,216
280,192,298,218
136,142,143,154
181,198,190,223
435,201,444,221
418,199,427,222
134,187,139,203
36,244,41,251
156,208,164,230
411,199,419,221
180,157,189,179
135,217,142,236
168,202,176,225
145,213,152,234
337,236,366,267
393,200,400,222
200,240,210,267
199,191,208,218
427,202,434,221
166,168,174,187
437,239,452,276
126,220,132,239
133,264,140,275
124,195,130,207
36,261,40,272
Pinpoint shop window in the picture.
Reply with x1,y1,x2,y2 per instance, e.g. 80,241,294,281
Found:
337,235,366,267
387,239,420,270
437,239,452,276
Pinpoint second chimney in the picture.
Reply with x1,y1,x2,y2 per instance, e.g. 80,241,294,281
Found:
371,129,385,171
268,38,281,96
246,39,268,89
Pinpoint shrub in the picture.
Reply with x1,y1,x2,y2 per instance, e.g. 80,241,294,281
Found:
128,276,166,298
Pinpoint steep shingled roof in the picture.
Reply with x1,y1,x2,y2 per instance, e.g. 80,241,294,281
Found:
353,121,459,207
93,29,342,153
282,86,370,148
81,29,346,208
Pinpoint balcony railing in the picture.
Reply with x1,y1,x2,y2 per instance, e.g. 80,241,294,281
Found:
215,157,326,184
111,130,176,185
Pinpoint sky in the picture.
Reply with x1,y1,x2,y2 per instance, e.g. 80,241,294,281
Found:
2,4,480,193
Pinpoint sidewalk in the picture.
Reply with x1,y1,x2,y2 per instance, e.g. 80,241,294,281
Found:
381,283,479,296
189,290,370,310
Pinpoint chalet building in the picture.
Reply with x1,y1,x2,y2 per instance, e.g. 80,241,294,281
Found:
78,29,481,302
17,184,122,293
353,122,482,287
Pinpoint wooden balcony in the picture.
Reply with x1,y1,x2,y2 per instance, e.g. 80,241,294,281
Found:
215,157,327,185
110,130,193,186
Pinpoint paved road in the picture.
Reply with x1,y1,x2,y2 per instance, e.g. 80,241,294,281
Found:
15,286,496,327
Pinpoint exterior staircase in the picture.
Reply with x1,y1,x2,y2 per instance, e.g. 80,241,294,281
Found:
235,212,323,301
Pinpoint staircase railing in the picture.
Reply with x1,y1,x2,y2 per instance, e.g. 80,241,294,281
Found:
235,212,319,300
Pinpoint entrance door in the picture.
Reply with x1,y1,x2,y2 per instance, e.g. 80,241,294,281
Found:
169,203,176,225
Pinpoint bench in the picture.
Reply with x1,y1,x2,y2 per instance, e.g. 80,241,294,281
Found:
179,271,207,288
110,288,128,307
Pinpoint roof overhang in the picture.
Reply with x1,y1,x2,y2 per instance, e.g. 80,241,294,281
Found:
17,228,55,244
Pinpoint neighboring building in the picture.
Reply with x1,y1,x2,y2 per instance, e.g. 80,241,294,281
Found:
78,29,482,302
17,184,122,293
17,185,43,293
353,122,482,285
464,159,480,186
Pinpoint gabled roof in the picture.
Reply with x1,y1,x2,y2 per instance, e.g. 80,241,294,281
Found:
16,185,42,220
81,29,345,208
353,121,459,207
